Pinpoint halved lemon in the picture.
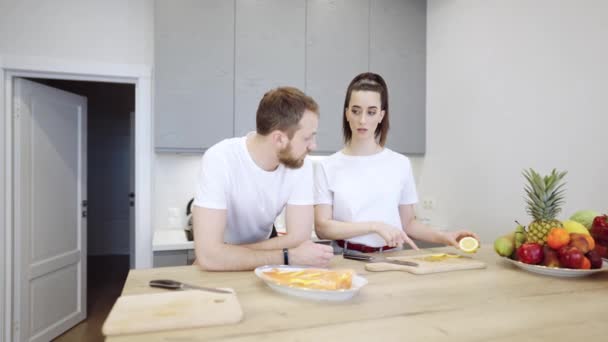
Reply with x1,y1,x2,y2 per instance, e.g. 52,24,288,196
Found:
459,237,479,253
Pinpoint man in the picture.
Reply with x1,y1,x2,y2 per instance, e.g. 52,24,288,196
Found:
193,87,334,271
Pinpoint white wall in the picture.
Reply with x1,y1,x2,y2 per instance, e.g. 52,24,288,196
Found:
0,0,153,65
423,0,608,241
154,154,201,231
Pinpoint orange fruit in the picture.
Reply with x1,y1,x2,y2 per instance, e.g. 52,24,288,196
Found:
581,257,591,270
584,235,595,251
547,228,570,250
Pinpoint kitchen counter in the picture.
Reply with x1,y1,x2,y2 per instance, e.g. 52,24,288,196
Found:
152,229,193,251
106,246,608,341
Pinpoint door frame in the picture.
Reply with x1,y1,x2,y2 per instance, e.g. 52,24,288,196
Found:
0,55,154,341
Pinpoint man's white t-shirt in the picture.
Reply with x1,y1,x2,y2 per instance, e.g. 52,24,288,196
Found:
314,148,418,247
194,134,314,244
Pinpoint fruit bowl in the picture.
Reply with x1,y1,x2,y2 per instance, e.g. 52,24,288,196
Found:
502,257,608,278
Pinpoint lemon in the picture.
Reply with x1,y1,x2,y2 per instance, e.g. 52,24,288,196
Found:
459,237,479,253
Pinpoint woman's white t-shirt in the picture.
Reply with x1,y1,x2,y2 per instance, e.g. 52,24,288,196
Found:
314,148,418,247
193,134,314,245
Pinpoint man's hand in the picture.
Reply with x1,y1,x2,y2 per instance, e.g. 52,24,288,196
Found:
372,222,419,250
288,240,334,267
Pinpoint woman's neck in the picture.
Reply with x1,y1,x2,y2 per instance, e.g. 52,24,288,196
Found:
343,138,383,156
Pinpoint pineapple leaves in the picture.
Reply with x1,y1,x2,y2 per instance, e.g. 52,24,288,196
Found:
522,168,567,221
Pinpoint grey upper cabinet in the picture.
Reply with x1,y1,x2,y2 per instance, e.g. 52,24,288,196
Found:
234,0,306,137
155,0,235,152
306,0,369,153
154,0,426,154
370,0,426,154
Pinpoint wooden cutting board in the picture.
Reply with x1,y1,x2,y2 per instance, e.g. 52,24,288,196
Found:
102,289,243,336
365,253,487,274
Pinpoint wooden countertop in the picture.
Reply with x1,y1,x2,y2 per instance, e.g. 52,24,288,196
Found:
106,246,608,341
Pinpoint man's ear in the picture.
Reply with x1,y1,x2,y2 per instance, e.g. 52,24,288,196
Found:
270,130,288,148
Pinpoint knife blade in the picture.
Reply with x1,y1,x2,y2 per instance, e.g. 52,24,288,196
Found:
343,253,418,267
149,279,233,294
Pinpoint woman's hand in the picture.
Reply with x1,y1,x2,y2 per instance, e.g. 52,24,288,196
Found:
441,230,480,248
372,222,419,250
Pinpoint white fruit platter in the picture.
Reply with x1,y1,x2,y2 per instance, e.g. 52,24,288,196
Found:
503,257,608,278
254,265,368,301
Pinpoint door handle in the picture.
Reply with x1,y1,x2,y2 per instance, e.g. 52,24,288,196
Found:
82,200,87,218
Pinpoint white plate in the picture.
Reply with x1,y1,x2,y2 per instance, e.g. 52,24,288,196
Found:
503,257,608,278
254,265,368,301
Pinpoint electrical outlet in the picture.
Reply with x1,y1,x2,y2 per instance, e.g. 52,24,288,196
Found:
168,207,181,229
418,217,431,225
422,198,436,210
168,207,179,218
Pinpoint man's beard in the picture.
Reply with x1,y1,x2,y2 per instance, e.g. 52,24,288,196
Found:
278,143,307,169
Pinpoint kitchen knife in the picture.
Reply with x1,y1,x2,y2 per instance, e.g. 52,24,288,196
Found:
343,252,418,267
149,279,233,294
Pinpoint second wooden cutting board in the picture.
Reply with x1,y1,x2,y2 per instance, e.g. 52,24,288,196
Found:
365,253,487,274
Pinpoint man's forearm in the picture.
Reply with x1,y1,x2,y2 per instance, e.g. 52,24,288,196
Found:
197,244,284,271
240,233,304,250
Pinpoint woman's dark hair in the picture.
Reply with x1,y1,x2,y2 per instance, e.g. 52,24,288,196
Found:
342,72,389,146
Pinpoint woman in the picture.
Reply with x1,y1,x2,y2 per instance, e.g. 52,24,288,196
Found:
314,72,478,253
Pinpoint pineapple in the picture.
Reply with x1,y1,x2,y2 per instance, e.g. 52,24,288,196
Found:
523,168,567,244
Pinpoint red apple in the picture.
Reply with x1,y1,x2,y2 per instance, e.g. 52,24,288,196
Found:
558,246,584,269
590,215,608,244
517,243,544,264
585,250,603,269
542,245,560,268
594,244,608,259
